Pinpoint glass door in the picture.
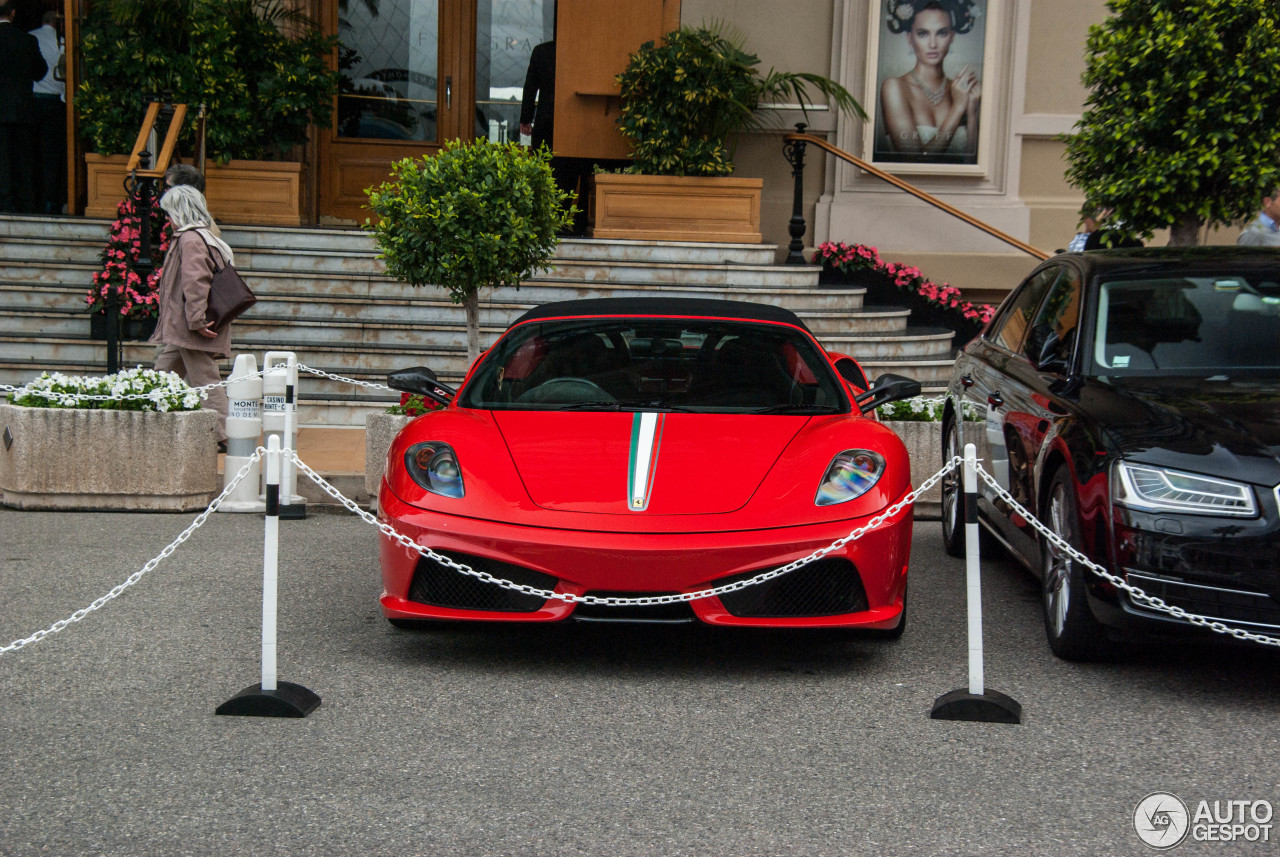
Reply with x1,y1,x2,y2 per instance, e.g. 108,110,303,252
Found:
473,0,554,144
319,0,471,222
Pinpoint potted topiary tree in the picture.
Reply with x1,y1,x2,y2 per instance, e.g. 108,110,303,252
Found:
362,139,572,492
78,0,338,225
594,25,865,242
365,139,572,365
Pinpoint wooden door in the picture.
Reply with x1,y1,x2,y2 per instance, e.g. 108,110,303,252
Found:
318,0,475,223
552,0,678,160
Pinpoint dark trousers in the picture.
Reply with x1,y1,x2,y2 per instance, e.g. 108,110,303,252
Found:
0,122,36,214
32,96,65,215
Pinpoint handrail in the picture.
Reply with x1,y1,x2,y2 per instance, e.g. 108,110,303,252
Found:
783,131,1050,262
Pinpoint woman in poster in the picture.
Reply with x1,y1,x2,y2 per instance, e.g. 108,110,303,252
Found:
878,0,980,162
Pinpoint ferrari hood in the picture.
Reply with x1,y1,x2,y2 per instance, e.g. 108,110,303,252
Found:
491,411,807,515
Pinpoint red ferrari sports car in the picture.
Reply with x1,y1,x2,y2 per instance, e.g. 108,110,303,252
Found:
377,297,921,632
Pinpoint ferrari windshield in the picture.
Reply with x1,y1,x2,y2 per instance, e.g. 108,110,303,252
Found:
1092,275,1280,374
460,317,849,413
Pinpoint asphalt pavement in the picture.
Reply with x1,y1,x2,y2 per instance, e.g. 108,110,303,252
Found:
1,505,1278,856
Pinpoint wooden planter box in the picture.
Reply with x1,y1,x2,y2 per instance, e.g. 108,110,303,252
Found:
85,153,304,226
591,173,763,243
364,412,414,503
0,403,220,511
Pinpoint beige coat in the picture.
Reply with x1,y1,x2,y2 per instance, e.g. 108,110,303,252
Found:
148,229,232,358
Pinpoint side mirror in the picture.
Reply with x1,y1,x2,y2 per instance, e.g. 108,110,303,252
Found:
854,373,922,415
388,366,455,407
1033,329,1071,376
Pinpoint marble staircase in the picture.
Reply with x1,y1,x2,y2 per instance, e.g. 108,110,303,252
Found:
0,214,957,425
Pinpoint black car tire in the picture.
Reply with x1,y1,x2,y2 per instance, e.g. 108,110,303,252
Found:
1040,468,1107,661
940,417,966,557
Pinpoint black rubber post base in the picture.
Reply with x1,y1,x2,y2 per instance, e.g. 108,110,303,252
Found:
216,681,321,718
930,688,1022,724
279,502,307,520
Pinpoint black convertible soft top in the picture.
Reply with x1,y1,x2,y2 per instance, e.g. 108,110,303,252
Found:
510,297,812,331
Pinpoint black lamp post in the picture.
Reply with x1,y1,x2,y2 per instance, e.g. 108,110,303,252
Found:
782,123,809,265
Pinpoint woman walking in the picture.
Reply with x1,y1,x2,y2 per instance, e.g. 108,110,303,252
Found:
149,183,236,448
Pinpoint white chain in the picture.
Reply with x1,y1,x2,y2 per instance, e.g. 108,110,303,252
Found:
290,451,952,607
0,453,263,656
970,465,1280,648
297,364,393,392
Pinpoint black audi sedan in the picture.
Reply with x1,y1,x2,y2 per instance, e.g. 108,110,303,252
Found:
940,248,1280,659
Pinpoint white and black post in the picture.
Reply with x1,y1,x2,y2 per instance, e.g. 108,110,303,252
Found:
261,351,306,520
930,442,1022,724
216,435,320,718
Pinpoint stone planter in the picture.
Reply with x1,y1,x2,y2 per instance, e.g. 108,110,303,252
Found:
85,153,304,226
0,404,219,511
364,412,414,502
882,420,989,521
591,173,763,243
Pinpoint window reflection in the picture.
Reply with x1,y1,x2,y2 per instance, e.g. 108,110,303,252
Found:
337,0,439,141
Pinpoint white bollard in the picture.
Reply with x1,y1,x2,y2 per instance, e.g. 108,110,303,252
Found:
963,442,984,695
261,351,306,519
217,354,265,513
215,434,321,718
930,442,1022,724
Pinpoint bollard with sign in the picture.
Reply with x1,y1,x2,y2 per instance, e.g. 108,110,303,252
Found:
217,354,265,513
930,442,1022,724
261,351,306,519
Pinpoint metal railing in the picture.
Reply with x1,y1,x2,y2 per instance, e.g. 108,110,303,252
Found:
781,124,1051,264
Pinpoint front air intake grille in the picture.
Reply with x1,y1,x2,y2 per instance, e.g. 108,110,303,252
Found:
408,552,556,613
1126,572,1280,630
718,558,869,618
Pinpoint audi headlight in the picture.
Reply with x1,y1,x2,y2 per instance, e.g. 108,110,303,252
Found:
816,450,885,506
405,442,465,499
1113,461,1255,517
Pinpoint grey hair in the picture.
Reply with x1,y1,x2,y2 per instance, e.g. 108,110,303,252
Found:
159,184,215,230
159,184,234,265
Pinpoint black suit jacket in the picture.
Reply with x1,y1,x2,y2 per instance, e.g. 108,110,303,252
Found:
0,22,47,124
520,41,555,151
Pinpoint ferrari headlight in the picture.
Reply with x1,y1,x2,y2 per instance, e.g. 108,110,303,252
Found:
1113,461,1255,517
816,450,885,506
405,442,465,498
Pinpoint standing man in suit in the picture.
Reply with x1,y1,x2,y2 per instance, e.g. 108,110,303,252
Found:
0,0,47,213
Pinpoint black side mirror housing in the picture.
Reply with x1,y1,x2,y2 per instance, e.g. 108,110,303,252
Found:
388,366,455,407
854,373,922,415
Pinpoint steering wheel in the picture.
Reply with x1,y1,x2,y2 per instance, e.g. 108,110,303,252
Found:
516,377,615,404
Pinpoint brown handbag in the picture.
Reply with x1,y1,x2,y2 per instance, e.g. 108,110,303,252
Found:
194,230,256,331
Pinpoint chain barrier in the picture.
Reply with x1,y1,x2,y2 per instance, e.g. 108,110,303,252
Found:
969,465,1280,649
0,452,264,657
291,451,951,607
297,364,393,392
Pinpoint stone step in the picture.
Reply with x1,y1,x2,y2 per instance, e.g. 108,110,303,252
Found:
0,214,113,243
819,329,956,359
0,236,103,266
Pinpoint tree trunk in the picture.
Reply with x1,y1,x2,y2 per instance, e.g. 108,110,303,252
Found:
1168,215,1203,246
464,290,482,366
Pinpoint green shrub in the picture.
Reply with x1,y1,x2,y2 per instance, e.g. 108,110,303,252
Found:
616,25,864,176
77,0,337,163
365,139,573,362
